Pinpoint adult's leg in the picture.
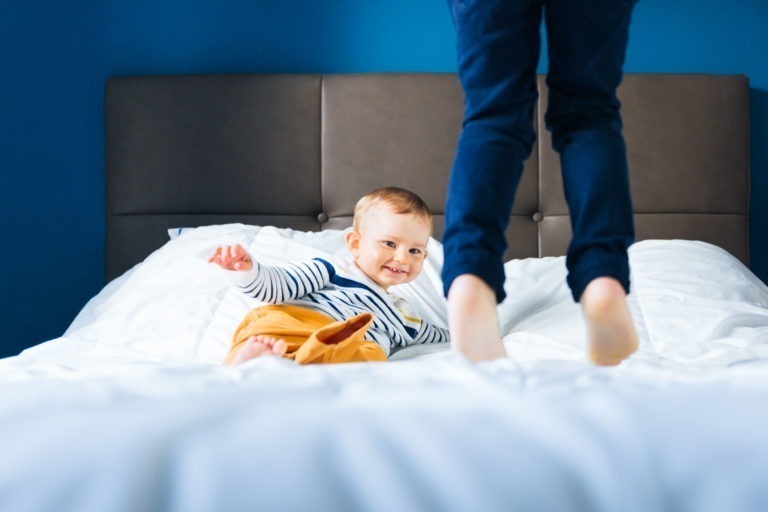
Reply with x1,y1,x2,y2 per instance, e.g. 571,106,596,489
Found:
544,0,638,365
443,0,542,361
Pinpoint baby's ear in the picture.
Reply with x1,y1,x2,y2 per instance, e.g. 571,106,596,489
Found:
345,230,360,254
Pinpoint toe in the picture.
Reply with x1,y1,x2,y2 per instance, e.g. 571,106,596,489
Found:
273,339,287,357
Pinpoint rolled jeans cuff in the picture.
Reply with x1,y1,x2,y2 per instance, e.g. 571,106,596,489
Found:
566,253,630,303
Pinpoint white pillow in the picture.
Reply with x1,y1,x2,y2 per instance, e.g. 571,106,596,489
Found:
628,240,768,364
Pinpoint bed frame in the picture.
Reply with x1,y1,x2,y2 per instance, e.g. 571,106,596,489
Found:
105,73,750,281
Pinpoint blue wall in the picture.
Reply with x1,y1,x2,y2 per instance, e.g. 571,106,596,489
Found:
1,0,767,357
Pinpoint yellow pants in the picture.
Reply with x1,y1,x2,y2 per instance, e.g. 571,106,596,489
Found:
225,304,387,365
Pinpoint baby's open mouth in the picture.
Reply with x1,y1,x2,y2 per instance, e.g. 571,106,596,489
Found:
384,266,407,274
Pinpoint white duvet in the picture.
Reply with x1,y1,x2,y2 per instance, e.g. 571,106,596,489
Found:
2,224,768,512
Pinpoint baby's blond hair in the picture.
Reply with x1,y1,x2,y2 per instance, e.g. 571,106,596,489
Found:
353,187,432,232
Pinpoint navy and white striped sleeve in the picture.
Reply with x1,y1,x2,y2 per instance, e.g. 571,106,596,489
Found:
229,258,335,303
413,320,450,345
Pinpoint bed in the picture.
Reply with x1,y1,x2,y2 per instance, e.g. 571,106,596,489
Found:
2,73,767,512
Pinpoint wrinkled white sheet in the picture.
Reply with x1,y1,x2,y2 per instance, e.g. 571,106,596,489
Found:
2,225,768,512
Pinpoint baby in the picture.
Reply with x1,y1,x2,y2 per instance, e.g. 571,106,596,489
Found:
209,187,449,365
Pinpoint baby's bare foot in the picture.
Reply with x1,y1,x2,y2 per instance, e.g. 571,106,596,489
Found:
580,277,638,366
231,335,287,365
447,274,506,362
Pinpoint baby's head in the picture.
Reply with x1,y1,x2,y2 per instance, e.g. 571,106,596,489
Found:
345,187,432,290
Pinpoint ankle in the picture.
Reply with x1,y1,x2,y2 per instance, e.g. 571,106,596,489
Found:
448,274,497,309
580,277,627,313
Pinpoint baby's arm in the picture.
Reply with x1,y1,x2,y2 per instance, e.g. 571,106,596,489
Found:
209,245,334,303
414,319,450,345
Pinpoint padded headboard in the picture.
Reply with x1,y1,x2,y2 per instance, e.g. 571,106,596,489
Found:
105,73,749,281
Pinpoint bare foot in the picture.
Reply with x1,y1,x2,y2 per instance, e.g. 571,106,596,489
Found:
580,277,638,366
447,274,506,361
231,335,287,365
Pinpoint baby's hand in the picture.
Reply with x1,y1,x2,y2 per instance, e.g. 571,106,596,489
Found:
208,244,253,271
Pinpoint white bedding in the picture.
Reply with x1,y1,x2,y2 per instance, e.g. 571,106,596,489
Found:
2,224,768,512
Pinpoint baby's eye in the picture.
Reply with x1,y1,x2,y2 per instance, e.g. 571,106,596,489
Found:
409,248,422,255
383,241,396,248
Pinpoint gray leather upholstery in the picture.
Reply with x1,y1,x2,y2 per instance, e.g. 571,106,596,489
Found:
106,73,749,281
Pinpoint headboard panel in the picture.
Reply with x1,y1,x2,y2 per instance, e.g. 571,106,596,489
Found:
106,73,749,281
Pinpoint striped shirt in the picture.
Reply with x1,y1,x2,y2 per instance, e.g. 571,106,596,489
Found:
228,257,449,356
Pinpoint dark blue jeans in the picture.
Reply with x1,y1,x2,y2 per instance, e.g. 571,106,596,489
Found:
442,0,637,303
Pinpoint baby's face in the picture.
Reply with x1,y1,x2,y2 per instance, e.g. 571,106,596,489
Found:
345,207,431,290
